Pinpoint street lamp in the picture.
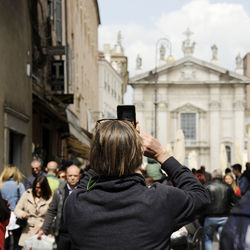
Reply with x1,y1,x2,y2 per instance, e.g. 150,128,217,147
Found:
154,38,172,138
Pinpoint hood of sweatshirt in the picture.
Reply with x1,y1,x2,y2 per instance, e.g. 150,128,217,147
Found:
78,168,146,192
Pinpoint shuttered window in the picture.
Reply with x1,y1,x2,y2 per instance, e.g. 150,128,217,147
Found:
55,0,62,43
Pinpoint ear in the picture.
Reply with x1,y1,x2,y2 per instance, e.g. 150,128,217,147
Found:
45,167,48,173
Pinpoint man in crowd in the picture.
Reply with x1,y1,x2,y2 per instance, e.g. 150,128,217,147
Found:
220,189,250,249
45,161,62,194
37,165,81,250
203,169,237,250
25,159,47,189
200,165,212,182
232,163,250,195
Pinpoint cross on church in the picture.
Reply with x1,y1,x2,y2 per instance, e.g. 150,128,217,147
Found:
183,27,193,40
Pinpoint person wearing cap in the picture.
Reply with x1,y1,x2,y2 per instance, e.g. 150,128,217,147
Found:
146,158,169,186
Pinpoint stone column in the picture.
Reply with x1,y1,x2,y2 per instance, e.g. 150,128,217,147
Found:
134,88,145,132
199,112,206,143
233,85,245,162
157,87,168,147
209,86,221,171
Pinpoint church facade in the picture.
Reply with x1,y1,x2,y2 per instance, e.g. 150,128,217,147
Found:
130,29,250,171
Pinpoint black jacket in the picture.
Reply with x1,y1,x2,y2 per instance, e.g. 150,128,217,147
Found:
64,157,210,250
41,181,69,236
204,178,237,217
220,190,250,250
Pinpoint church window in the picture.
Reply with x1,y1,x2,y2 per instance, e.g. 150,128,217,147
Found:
181,113,196,140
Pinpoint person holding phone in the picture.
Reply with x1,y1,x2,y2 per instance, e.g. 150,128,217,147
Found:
64,119,210,250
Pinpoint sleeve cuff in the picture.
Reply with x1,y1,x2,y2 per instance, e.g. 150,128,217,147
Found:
161,156,184,176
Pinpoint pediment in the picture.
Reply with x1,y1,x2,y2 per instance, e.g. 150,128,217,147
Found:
171,103,206,113
130,56,250,84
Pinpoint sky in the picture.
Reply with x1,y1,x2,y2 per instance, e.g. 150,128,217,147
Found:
98,0,250,103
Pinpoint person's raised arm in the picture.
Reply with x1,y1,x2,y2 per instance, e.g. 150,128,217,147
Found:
141,134,170,164
141,133,210,228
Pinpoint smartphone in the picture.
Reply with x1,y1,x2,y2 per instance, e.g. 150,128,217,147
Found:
117,105,136,127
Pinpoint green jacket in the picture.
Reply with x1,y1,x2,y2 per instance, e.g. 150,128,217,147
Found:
47,174,61,194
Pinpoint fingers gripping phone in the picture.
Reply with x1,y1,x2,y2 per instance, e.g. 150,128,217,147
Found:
117,105,136,128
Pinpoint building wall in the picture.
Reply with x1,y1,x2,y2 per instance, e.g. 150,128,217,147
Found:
66,0,100,131
98,60,123,118
0,1,32,174
132,63,247,171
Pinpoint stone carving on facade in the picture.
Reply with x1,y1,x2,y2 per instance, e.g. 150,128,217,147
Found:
211,44,218,61
209,100,221,110
235,53,243,74
113,31,124,54
182,27,196,57
180,63,196,80
117,31,122,45
211,44,218,64
136,54,142,70
171,103,206,115
235,54,242,68
233,99,245,111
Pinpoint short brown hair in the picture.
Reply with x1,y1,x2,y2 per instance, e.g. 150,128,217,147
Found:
90,120,143,177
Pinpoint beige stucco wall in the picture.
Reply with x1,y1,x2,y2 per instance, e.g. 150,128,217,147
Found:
0,1,32,174
98,60,123,118
66,0,100,131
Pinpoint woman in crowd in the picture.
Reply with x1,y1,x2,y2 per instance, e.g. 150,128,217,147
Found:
64,119,210,250
57,170,66,182
14,176,52,247
0,165,25,249
0,192,10,250
224,173,241,195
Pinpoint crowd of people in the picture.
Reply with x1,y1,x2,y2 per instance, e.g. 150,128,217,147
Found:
0,160,83,250
0,119,250,250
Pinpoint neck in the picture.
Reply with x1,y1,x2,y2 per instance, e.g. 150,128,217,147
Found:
135,169,142,175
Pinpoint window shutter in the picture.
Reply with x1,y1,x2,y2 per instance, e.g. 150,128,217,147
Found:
55,0,62,43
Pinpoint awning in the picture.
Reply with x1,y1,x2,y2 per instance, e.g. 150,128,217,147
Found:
67,135,90,159
66,108,92,147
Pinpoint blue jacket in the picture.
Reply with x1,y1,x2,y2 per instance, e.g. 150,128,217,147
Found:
25,171,47,189
1,179,25,211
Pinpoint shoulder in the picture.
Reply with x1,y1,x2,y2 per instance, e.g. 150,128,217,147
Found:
27,175,34,180
55,181,66,194
25,188,33,195
1,179,16,188
19,189,32,200
19,182,25,189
